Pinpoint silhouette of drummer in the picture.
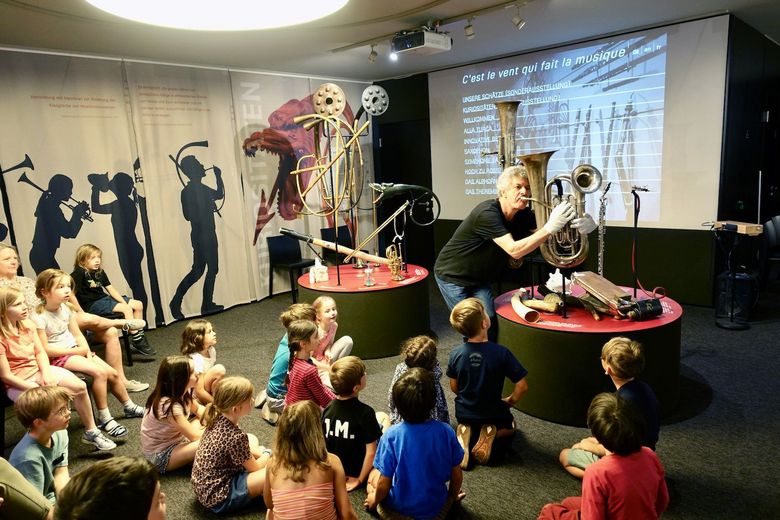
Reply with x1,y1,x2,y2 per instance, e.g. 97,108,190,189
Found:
29,174,90,273
90,172,148,311
169,155,225,319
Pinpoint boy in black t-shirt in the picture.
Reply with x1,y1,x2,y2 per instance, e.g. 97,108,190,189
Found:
322,356,389,491
447,297,529,469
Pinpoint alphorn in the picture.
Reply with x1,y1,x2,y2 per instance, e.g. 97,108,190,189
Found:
510,292,540,323
280,228,390,266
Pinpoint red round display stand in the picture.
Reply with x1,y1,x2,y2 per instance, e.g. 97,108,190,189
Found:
298,264,430,359
495,287,683,426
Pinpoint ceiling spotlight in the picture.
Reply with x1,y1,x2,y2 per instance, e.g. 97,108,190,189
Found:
83,0,348,31
464,19,475,40
512,6,526,30
368,45,378,64
389,52,398,62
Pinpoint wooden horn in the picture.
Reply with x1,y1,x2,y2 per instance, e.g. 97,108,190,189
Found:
510,292,540,323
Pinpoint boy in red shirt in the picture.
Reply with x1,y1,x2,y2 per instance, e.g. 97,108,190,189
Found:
539,392,669,520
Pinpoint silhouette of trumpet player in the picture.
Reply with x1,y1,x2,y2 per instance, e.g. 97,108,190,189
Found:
29,174,91,273
169,155,225,319
89,172,148,312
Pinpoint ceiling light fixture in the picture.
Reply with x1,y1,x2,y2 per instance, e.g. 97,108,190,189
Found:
464,18,475,40
84,0,349,31
511,5,526,31
389,52,398,62
368,45,378,63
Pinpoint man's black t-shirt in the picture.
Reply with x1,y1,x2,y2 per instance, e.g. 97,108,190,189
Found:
434,199,535,286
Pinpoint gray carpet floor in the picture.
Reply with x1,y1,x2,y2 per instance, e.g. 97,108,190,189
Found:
3,279,779,519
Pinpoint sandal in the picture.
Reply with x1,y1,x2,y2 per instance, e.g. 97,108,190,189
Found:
99,418,128,438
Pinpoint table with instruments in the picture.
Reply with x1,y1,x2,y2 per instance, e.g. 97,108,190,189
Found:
495,286,683,427
298,264,430,359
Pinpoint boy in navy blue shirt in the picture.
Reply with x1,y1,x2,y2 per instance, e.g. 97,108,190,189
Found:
447,297,528,469
559,336,660,478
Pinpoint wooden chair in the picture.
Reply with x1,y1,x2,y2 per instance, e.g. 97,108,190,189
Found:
267,235,315,303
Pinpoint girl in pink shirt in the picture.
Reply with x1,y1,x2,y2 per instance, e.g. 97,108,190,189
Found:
311,297,352,389
141,356,204,473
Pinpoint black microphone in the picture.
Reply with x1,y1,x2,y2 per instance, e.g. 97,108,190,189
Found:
279,227,313,243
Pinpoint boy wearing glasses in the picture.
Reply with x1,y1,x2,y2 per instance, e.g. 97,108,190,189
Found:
9,386,72,503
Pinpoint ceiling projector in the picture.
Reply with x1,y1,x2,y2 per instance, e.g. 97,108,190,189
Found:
391,29,452,55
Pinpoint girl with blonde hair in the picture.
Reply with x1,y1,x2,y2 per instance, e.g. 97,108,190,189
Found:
264,400,356,520
33,269,145,439
191,376,270,514
0,286,115,450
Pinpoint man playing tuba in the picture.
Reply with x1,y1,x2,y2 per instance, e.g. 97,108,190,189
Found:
434,164,596,340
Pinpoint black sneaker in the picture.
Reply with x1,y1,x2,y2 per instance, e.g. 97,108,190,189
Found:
130,335,157,356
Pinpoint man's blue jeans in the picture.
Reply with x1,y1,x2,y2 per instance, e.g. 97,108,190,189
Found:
434,275,496,319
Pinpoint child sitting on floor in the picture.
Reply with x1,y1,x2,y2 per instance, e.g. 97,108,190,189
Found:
539,392,669,520
254,303,316,425
560,336,661,479
447,297,529,469
283,319,335,409
264,400,357,520
54,456,166,520
9,386,72,504
323,355,389,492
365,367,465,519
311,296,353,388
180,319,225,404
191,376,271,514
388,335,449,425
141,355,204,474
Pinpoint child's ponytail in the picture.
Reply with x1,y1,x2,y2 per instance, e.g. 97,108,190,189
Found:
283,320,318,387
200,376,254,429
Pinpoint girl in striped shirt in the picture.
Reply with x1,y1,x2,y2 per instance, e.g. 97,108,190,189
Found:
264,400,356,520
283,320,334,409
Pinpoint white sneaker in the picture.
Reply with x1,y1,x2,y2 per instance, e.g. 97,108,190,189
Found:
82,430,117,451
125,379,150,392
121,319,146,331
254,389,267,409
261,402,279,426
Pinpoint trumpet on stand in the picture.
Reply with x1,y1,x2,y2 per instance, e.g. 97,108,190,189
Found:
18,172,93,222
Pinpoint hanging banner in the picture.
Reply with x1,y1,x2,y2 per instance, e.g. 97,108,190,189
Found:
125,62,253,322
0,51,160,322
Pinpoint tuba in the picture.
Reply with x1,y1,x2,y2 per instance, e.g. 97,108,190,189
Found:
489,102,601,268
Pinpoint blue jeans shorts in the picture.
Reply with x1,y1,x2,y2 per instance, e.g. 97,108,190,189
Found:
88,294,130,316
210,471,252,514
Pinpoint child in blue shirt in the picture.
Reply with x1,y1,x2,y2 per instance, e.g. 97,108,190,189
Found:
9,386,72,503
446,297,529,469
254,303,316,425
364,367,465,519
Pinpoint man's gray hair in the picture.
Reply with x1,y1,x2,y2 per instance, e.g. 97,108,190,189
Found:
496,165,528,195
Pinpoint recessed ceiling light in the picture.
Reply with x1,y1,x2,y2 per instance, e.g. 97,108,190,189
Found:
84,0,350,31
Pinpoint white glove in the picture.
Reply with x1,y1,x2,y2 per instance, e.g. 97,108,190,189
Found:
571,213,597,235
543,201,575,234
